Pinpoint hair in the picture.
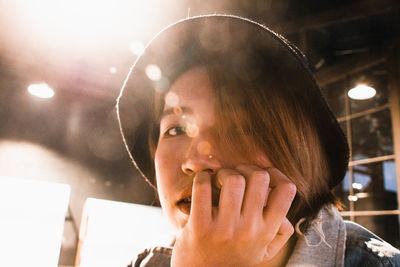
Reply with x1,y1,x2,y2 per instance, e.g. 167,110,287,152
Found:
147,48,339,227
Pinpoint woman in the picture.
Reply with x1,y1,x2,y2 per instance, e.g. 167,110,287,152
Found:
117,15,400,266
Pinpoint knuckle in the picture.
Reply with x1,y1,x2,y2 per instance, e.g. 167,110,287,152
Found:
282,182,297,197
251,169,270,183
279,219,295,237
238,222,259,240
282,221,295,236
225,173,246,188
263,231,275,244
288,224,295,235
215,225,235,243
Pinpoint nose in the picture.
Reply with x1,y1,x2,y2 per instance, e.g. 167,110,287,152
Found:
181,138,221,176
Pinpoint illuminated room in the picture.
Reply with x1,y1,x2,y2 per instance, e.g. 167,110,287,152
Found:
0,0,399,266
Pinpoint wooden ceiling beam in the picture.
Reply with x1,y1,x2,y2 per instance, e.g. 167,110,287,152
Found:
273,0,397,34
314,48,387,87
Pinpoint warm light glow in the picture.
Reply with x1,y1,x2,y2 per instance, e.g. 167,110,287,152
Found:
186,123,199,138
130,40,145,56
28,83,54,98
198,141,212,155
145,64,162,81
352,182,363,190
348,195,358,202
77,198,174,267
355,192,369,199
109,67,117,74
348,84,376,100
4,0,160,50
165,92,179,107
0,176,70,267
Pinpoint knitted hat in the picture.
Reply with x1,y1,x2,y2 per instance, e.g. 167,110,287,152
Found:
116,14,349,189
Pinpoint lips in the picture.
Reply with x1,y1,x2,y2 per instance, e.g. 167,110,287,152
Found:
177,197,192,215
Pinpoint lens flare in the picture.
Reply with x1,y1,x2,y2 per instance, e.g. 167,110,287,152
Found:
173,106,182,115
145,64,162,81
109,67,117,74
130,40,145,56
186,123,199,138
27,83,54,99
165,92,179,107
197,141,212,155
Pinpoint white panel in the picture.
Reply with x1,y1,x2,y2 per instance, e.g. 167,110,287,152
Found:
77,198,175,267
0,176,70,267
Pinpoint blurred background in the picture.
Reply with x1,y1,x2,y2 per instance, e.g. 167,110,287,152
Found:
0,0,399,266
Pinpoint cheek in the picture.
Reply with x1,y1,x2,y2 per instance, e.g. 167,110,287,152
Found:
155,144,180,176
154,144,182,198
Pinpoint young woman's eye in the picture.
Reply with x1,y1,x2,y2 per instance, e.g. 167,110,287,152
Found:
165,126,186,137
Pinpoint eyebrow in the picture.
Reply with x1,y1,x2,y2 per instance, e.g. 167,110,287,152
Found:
160,106,193,120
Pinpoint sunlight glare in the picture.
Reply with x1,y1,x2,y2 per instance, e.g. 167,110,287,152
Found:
28,83,54,98
0,176,70,267
130,40,145,56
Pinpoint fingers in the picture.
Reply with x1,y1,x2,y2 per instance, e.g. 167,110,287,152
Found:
190,171,212,227
264,218,294,261
262,167,296,241
236,164,270,221
187,166,296,266
216,169,246,222
236,164,296,259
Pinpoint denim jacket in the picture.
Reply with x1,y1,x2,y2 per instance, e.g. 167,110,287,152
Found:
129,207,400,267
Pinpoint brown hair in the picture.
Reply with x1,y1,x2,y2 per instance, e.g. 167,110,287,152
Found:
148,52,339,225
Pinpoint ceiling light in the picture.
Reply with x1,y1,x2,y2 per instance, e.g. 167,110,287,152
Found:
27,83,54,99
348,84,376,100
348,195,358,202
352,182,363,190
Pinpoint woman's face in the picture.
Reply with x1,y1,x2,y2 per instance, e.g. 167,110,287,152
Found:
154,66,272,230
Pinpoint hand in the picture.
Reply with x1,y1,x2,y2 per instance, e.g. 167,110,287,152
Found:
171,165,296,267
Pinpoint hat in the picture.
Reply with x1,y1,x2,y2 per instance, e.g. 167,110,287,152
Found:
116,14,349,189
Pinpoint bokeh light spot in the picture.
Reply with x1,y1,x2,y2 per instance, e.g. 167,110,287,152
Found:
173,106,182,115
352,182,363,190
109,67,117,74
130,40,145,56
348,195,358,202
155,77,170,93
28,83,54,99
145,64,162,81
197,141,212,156
186,123,199,138
165,92,179,107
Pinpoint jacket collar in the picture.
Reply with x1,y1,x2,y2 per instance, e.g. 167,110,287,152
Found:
286,206,346,267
